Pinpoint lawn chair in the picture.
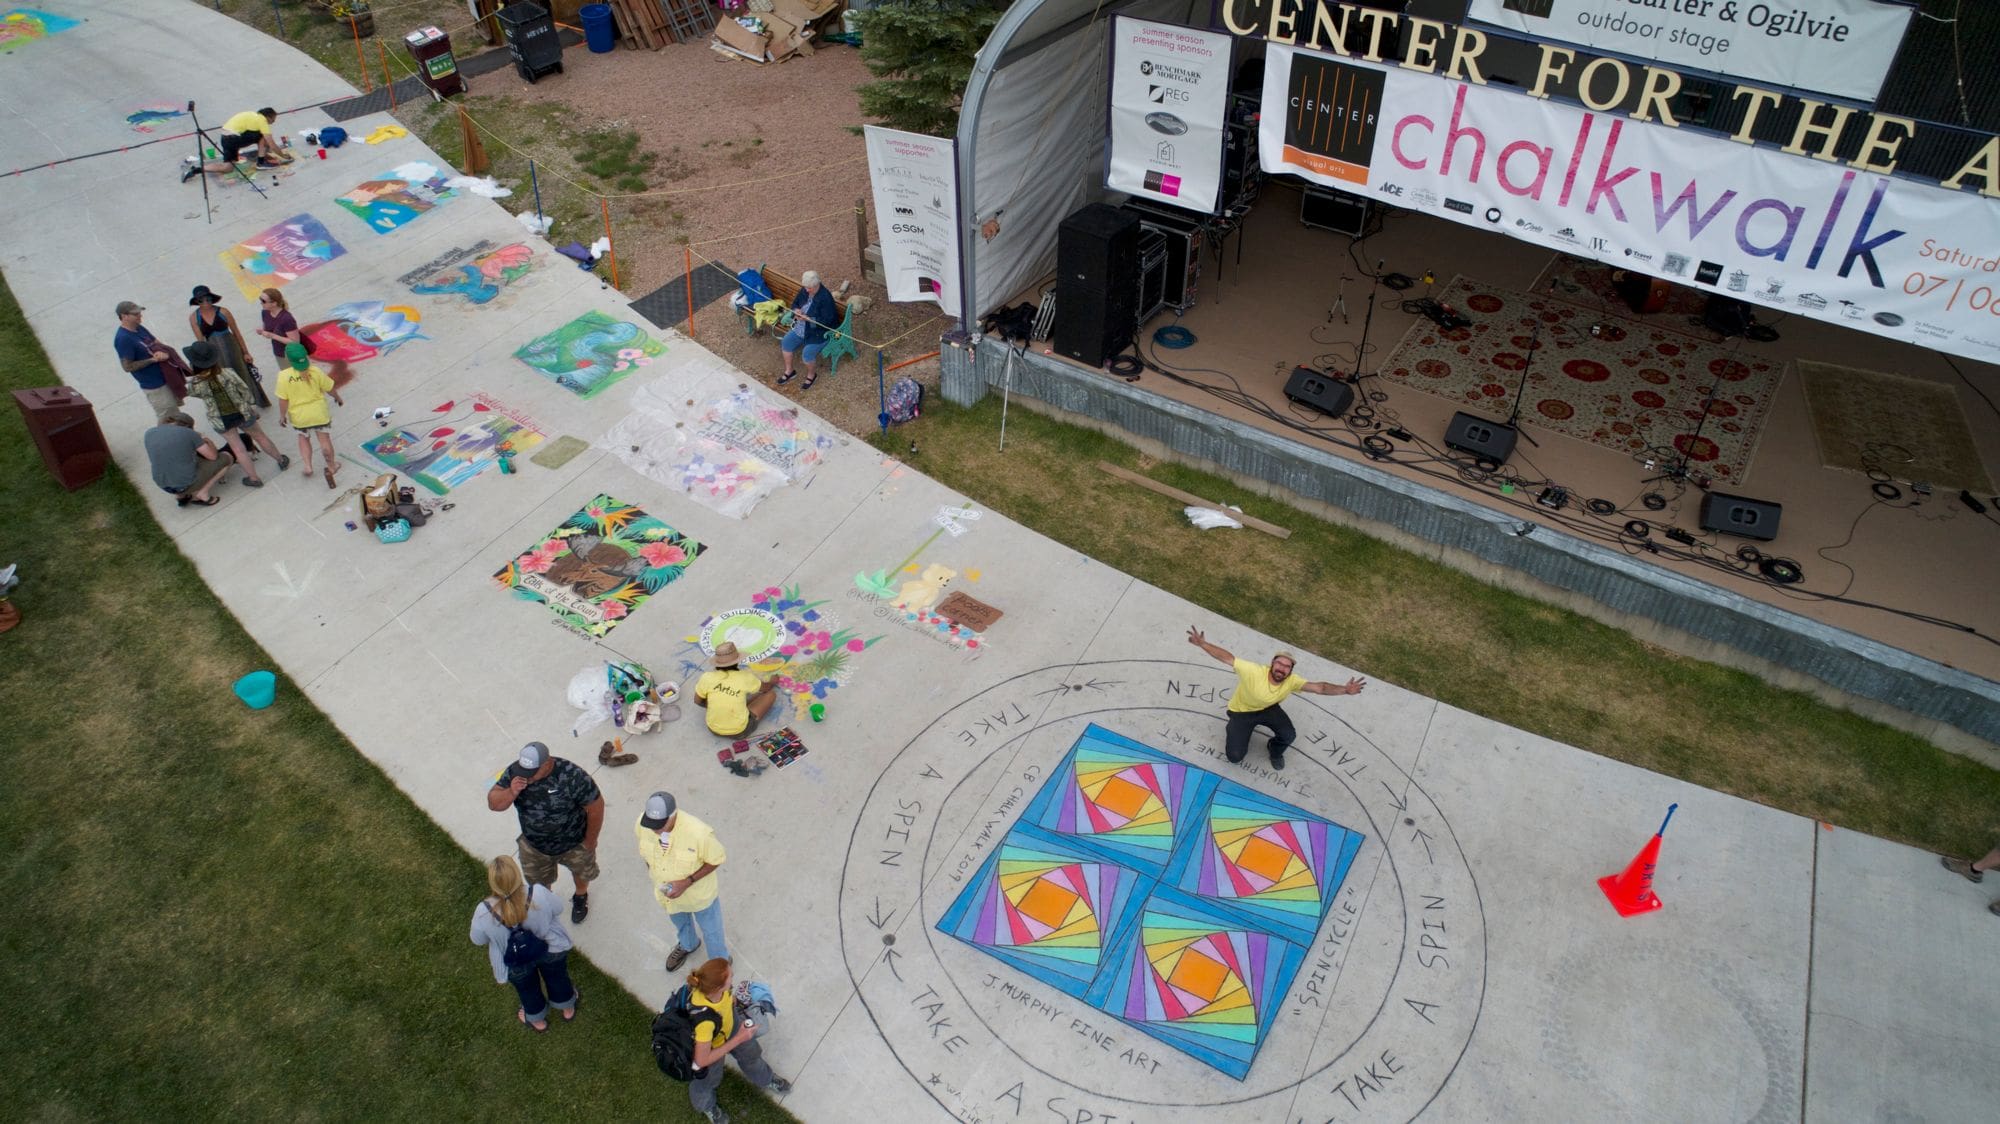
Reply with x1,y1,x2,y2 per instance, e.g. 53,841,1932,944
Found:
817,302,858,378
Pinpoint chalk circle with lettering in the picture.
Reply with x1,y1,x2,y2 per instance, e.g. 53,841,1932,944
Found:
698,607,785,662
838,660,1485,1120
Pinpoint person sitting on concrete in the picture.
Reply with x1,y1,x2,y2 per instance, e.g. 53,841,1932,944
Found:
776,270,838,390
144,410,234,508
184,108,288,182
694,642,777,738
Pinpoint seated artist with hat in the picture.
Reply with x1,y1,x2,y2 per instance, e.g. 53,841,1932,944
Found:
143,410,234,508
693,643,778,738
184,107,289,182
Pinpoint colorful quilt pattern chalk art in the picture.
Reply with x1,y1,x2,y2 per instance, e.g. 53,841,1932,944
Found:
937,724,1363,1080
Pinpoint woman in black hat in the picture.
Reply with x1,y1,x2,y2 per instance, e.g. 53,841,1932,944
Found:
183,340,288,487
187,285,269,408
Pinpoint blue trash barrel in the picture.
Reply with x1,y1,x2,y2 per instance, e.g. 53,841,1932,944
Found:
580,4,616,53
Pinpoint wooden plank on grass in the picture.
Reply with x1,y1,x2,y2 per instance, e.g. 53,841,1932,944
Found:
1096,461,1291,539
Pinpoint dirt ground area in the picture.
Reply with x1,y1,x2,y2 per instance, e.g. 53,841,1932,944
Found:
420,34,953,435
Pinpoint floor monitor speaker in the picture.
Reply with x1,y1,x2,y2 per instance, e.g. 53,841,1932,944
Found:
1444,411,1518,464
1283,366,1354,418
1699,491,1782,541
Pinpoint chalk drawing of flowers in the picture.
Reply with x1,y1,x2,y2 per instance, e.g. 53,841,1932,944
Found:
639,541,687,568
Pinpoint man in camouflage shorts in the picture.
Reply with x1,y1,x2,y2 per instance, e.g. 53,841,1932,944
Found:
486,741,605,923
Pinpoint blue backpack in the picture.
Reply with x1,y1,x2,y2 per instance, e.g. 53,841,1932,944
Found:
486,902,548,969
886,376,923,424
737,268,773,306
318,126,348,148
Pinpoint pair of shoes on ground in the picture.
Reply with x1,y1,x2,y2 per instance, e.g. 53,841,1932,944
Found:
517,1000,579,1033
598,740,638,768
775,370,818,390
1223,749,1287,771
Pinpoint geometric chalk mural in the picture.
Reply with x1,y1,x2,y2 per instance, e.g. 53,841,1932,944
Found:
938,724,1363,1079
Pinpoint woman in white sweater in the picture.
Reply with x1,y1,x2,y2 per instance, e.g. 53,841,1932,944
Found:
469,855,577,1031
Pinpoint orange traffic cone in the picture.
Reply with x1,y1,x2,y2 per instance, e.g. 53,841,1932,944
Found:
1599,803,1676,917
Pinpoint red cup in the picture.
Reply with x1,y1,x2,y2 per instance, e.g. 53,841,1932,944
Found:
316,148,327,160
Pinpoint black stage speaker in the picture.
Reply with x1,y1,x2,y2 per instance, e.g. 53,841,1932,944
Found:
1444,411,1518,463
1700,491,1782,541
1300,188,1369,236
1057,203,1139,292
1284,366,1354,418
1055,203,1141,367
1053,284,1134,368
1703,294,1753,338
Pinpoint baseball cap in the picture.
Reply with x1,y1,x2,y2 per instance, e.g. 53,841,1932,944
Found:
512,741,549,775
116,300,144,316
285,341,311,370
640,791,677,829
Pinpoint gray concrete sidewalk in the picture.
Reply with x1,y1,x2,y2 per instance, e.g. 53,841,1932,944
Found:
2,5,1995,1121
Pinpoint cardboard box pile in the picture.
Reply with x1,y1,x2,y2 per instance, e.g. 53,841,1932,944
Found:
712,0,842,63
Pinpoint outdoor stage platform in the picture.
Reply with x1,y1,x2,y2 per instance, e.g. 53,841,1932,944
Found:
944,184,2000,754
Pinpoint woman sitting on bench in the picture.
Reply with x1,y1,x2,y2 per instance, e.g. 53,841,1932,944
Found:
777,270,838,390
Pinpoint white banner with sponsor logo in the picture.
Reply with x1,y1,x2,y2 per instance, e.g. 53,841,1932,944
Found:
864,125,961,310
1107,16,1232,213
1467,0,1914,103
1260,44,2000,364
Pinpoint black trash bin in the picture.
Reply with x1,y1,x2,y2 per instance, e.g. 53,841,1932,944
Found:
498,2,563,83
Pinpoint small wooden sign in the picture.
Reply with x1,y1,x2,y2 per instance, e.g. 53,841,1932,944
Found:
936,592,1002,633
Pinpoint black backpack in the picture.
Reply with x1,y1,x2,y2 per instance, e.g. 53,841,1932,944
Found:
652,985,721,1082
486,902,549,970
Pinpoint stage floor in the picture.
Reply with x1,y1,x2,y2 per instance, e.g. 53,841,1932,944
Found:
1045,184,2000,686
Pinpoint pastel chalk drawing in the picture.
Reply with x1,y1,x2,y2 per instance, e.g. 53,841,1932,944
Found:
0,9,80,52
126,103,188,133
937,723,1363,1080
513,310,663,399
335,161,457,233
218,214,346,300
362,394,545,495
401,241,536,305
300,302,426,364
494,494,703,639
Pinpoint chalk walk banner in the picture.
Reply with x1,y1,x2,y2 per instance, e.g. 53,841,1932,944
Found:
865,125,961,311
1106,16,1233,213
1259,42,2000,364
1466,0,1914,104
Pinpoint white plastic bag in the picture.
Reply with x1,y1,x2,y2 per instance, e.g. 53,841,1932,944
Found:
1184,505,1243,530
566,666,614,735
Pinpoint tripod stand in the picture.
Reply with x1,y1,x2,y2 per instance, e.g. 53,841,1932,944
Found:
1345,261,1387,403
186,101,269,223
1497,291,1547,450
1327,274,1350,325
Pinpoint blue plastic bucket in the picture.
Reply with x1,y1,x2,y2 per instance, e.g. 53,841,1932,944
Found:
580,4,616,53
233,670,277,710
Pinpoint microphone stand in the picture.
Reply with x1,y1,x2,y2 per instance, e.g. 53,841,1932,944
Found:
1644,339,1740,490
1499,286,1546,448
1346,259,1386,402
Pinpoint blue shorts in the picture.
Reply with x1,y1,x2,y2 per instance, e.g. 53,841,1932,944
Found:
781,324,822,363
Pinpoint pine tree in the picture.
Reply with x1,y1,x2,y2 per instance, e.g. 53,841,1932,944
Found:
856,1,1007,137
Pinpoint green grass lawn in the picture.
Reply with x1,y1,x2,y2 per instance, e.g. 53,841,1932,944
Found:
0,283,790,1118
876,397,2000,857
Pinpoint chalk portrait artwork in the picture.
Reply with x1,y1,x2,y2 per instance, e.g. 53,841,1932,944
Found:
494,494,703,638
841,661,1485,1120
512,311,664,399
218,214,347,300
335,162,458,233
401,241,536,305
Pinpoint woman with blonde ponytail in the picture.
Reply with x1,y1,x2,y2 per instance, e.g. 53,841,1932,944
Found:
469,854,576,1032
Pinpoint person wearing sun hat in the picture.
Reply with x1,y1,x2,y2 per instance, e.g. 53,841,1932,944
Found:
274,340,343,489
182,339,287,487
693,642,778,738
635,791,730,972
186,284,267,408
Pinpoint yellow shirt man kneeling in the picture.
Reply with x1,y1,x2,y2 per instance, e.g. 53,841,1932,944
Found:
694,641,779,737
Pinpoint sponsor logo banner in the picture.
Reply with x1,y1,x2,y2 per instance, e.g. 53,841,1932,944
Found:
1108,16,1232,212
1260,43,2000,363
864,126,961,310
1466,0,1913,103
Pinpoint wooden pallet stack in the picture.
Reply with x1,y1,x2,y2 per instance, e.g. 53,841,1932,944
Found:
605,0,670,49
659,0,716,43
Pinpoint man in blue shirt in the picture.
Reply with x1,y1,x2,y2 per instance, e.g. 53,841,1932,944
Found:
114,300,181,420
777,270,838,390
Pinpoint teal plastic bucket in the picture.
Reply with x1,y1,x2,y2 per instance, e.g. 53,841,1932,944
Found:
580,4,616,53
233,670,277,710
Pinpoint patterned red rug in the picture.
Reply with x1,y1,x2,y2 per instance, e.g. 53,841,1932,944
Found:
1380,276,1783,485
1533,252,1711,319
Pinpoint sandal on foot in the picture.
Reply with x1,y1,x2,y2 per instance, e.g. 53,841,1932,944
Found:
242,477,265,488
1941,856,1985,883
176,494,193,508
800,373,818,390
188,495,220,507
518,1009,547,1033
776,370,799,385
276,454,291,472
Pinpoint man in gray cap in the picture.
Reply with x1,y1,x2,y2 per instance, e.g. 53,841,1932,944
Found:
487,742,604,924
636,791,730,971
143,410,234,507
115,301,183,419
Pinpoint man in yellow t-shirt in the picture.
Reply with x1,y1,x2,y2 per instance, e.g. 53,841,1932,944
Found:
694,642,778,737
635,791,730,971
1187,625,1367,771
186,107,288,182
274,342,343,488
